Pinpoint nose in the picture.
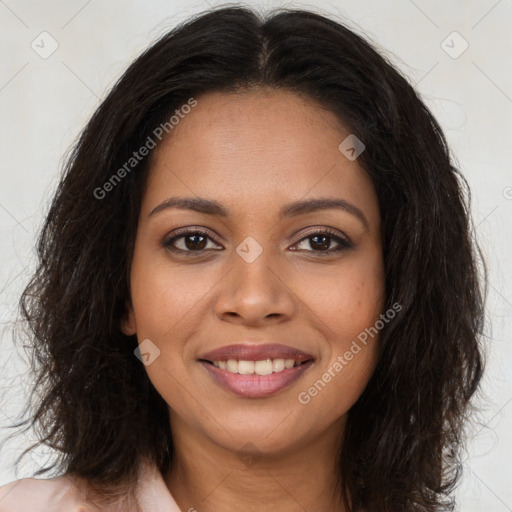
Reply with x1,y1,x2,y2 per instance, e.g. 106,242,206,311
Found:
213,247,296,327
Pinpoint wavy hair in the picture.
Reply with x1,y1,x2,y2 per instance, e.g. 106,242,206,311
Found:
5,5,486,511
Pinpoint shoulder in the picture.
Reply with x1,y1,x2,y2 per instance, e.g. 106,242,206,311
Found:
0,475,93,512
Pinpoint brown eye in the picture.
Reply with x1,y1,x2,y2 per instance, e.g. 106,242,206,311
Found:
309,234,332,251
292,229,352,254
162,229,223,255
182,233,207,250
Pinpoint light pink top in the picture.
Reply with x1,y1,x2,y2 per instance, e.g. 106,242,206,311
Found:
0,459,182,511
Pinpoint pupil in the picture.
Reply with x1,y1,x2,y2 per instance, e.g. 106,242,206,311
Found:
311,235,329,250
186,234,206,250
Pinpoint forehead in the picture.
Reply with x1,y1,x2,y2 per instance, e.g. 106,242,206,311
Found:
144,89,379,227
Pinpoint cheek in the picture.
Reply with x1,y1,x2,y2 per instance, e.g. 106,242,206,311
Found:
296,300,381,427
128,250,218,406
129,249,214,339
300,347,378,427
299,251,384,345
293,252,383,413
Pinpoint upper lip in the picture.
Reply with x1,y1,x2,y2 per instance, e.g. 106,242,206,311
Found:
199,343,315,362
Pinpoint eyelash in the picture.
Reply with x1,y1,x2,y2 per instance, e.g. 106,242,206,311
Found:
161,227,352,257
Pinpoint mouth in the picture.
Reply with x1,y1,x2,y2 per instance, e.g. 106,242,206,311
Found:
199,357,312,375
197,343,315,398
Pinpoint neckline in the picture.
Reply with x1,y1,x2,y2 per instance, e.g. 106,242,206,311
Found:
135,459,183,512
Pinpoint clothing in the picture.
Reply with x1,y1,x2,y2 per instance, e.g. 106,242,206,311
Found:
0,459,182,511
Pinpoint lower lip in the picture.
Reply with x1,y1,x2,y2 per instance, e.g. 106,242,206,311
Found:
199,360,314,398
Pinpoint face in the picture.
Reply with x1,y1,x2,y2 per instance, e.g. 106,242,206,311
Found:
122,88,385,456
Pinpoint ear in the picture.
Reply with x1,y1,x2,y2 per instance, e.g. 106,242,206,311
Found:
120,299,137,336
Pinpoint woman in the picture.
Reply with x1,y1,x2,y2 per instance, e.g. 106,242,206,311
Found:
0,5,485,511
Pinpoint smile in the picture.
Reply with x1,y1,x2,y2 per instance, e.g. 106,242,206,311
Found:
207,358,307,375
199,358,314,398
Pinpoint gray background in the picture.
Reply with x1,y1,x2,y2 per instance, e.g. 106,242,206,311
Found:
1,1,511,510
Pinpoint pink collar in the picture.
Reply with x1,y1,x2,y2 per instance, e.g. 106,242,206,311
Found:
135,459,182,512
0,459,182,511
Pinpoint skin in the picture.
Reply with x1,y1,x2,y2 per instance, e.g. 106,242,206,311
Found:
122,88,385,512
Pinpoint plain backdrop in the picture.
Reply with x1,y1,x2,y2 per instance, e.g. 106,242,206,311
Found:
0,1,511,510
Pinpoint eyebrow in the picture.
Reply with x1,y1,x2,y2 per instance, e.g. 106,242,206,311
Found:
149,196,369,231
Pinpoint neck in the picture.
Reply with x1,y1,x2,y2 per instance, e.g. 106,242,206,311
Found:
164,415,347,512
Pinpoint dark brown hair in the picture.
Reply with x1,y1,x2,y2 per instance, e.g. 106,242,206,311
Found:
4,5,486,511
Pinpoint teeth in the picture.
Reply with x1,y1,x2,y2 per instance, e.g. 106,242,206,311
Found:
238,360,254,375
226,359,238,373
255,359,273,375
212,358,303,375
273,358,285,372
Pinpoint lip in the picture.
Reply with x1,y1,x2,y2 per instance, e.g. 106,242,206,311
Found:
197,343,315,398
199,359,315,398
198,343,315,363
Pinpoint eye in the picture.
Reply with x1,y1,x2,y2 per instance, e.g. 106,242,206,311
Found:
162,227,352,257
162,228,223,255
291,228,352,255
